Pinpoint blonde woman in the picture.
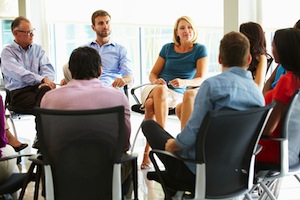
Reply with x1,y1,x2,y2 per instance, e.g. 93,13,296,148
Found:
140,16,208,169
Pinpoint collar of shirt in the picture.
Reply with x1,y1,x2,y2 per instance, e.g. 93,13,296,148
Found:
89,39,116,48
225,66,253,80
12,40,33,51
68,78,104,87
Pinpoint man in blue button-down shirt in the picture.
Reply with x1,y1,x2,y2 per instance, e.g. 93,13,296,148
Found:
142,31,265,187
1,16,56,110
61,10,133,90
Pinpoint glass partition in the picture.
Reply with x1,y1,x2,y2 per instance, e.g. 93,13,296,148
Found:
48,23,222,84
0,19,13,49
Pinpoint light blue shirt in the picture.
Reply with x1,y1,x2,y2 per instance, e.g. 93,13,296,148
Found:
88,40,133,86
1,41,55,91
176,67,265,174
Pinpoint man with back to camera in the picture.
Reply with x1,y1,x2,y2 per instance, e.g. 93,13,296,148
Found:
41,46,132,197
60,9,133,91
141,32,265,195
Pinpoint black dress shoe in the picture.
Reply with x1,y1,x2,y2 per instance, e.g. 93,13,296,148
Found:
13,143,28,152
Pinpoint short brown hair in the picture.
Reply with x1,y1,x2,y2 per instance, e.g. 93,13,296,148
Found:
91,10,111,25
11,16,30,32
219,32,250,67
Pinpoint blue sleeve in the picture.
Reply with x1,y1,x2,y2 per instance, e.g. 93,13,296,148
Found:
38,48,56,81
159,43,171,59
118,45,133,77
195,43,208,59
1,45,55,85
271,64,286,89
176,81,213,148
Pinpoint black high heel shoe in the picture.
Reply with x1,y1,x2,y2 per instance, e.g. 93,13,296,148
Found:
13,143,28,152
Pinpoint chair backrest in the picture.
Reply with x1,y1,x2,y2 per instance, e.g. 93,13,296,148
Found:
196,103,274,198
34,106,125,200
281,89,300,169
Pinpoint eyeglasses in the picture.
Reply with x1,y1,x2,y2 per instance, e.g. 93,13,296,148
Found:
17,28,35,36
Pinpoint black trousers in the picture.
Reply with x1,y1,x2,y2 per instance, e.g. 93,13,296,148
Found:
10,85,51,110
141,119,195,184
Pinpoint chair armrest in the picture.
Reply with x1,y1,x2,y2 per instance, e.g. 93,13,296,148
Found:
120,152,138,163
28,154,44,165
254,144,263,155
0,153,33,162
124,85,128,98
150,149,201,164
130,83,151,104
260,136,286,142
150,149,180,159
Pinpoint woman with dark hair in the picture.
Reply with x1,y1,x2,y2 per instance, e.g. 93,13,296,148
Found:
263,19,300,95
257,28,300,167
240,22,270,90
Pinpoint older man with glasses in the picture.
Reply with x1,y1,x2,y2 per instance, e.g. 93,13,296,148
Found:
0,16,56,111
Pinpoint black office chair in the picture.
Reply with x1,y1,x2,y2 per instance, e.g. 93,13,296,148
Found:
0,57,32,162
0,153,37,200
147,103,274,200
249,89,300,200
34,106,138,200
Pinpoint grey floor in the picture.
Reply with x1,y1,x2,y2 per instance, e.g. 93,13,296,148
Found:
12,111,300,200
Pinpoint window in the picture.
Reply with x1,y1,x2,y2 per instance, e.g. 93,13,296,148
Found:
0,19,13,49
48,23,96,81
48,23,222,84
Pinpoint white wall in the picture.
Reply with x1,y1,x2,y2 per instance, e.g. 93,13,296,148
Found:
0,0,18,18
44,0,223,27
261,0,299,29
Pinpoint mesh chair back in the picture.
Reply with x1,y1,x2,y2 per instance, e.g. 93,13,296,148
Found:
34,106,125,200
196,104,274,198
281,89,300,169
